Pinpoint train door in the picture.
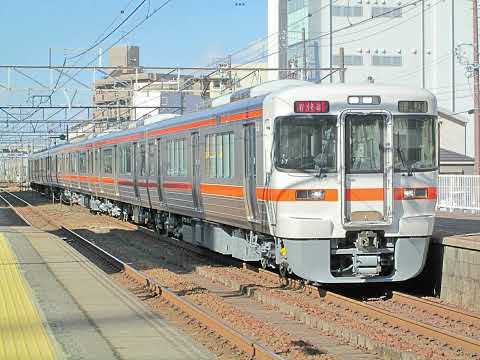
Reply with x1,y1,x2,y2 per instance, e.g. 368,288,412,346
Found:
133,143,140,201
138,141,148,206
87,151,92,193
46,156,51,184
156,139,165,204
54,154,59,184
244,123,259,222
191,132,202,212
112,145,119,196
341,111,393,226
94,148,100,195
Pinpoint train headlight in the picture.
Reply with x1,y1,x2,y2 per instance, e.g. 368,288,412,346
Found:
295,189,326,201
402,188,428,200
348,95,381,105
403,188,416,200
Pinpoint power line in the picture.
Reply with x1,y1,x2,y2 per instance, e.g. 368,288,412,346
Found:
67,0,148,60
233,0,426,69
10,0,175,141
58,0,175,91
90,0,138,45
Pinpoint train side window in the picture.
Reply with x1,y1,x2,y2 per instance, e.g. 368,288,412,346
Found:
139,142,146,176
205,132,235,178
79,152,87,173
69,153,77,174
147,140,155,176
95,149,100,174
88,151,94,174
119,143,132,175
103,148,113,175
166,138,186,177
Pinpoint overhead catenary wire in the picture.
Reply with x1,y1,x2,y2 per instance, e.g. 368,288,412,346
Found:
14,0,176,142
11,0,146,140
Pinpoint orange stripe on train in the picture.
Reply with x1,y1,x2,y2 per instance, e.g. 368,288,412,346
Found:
220,108,263,123
345,188,384,201
256,188,339,202
200,184,244,198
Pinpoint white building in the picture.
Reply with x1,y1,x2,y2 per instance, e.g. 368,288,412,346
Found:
268,0,475,156
131,83,203,121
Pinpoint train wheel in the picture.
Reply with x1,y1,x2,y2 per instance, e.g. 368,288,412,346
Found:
279,262,288,278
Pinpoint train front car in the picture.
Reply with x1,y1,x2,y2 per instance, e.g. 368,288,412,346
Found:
263,84,438,283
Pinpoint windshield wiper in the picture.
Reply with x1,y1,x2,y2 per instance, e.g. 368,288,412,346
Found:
313,136,333,178
396,146,415,176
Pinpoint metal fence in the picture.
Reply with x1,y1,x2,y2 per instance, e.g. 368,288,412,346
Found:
437,175,480,213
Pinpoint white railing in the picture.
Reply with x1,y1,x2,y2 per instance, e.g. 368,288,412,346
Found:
437,175,480,213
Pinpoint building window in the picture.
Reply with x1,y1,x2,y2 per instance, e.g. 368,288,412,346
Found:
372,6,402,18
166,139,187,177
102,148,113,175
205,132,235,178
79,152,87,173
372,55,402,66
332,54,363,66
332,6,363,17
288,0,306,14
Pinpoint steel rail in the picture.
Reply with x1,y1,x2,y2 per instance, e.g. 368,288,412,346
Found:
0,190,282,360
391,291,480,327
0,191,32,226
255,269,480,354
12,188,480,354
48,201,480,355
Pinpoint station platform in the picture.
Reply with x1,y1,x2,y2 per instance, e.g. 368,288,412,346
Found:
433,211,480,248
427,212,480,313
0,205,212,360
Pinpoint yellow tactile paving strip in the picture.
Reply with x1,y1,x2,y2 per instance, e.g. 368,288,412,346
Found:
0,233,57,360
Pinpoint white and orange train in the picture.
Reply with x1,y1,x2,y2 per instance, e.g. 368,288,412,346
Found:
29,80,438,283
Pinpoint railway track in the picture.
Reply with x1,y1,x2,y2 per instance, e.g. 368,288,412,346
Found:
254,268,480,355
0,190,282,360
6,188,480,359
390,291,480,328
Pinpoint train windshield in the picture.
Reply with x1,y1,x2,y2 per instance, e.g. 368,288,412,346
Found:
275,115,337,173
393,115,437,172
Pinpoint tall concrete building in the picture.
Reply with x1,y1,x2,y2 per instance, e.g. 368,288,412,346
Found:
90,46,204,135
268,0,476,155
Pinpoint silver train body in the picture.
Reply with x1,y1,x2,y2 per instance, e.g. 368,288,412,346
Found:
29,80,438,284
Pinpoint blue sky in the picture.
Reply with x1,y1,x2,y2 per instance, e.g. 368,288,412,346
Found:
0,0,267,67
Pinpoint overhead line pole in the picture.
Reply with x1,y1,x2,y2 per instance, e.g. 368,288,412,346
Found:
330,0,333,83
473,0,480,174
421,0,425,88
302,28,307,80
451,0,455,112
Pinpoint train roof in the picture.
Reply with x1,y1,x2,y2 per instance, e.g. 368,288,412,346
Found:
30,81,436,159
269,82,436,102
